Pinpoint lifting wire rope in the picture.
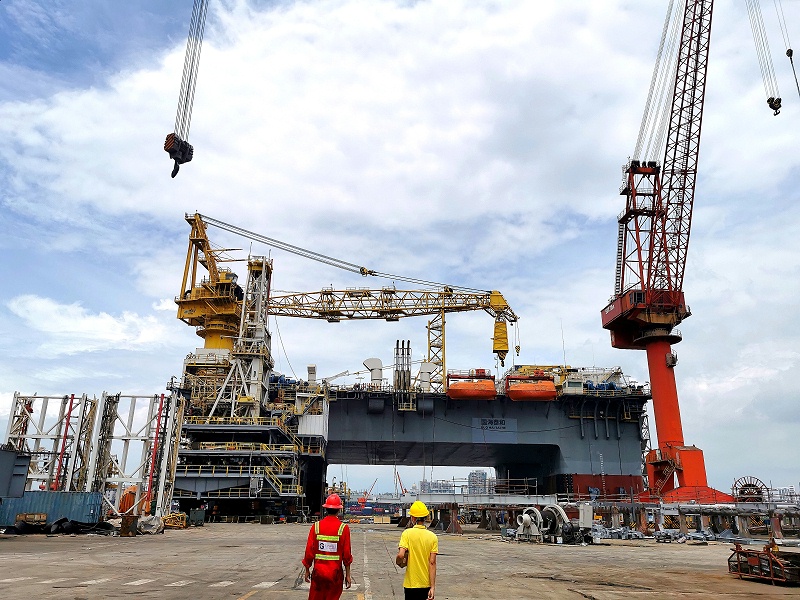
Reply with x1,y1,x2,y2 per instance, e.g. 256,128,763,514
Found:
746,0,782,115
164,0,209,177
198,213,489,294
772,0,800,100
635,0,682,162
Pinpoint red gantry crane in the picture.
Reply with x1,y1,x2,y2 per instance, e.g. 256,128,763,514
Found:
358,478,378,506
600,0,733,503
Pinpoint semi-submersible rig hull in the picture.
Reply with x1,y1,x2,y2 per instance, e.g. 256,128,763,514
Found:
173,362,650,517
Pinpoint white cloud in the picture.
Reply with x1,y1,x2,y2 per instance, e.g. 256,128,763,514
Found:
6,295,171,357
152,298,176,311
0,1,659,244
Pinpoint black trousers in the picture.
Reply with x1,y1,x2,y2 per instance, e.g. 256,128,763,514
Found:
404,587,430,600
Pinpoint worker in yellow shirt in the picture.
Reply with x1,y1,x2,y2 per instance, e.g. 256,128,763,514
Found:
395,501,438,600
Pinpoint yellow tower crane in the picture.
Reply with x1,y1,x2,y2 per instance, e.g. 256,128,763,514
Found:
176,214,519,390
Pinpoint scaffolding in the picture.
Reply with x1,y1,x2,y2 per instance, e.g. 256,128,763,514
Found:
4,392,181,516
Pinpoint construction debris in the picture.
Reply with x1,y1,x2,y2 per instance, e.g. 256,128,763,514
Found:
163,512,188,529
728,541,800,584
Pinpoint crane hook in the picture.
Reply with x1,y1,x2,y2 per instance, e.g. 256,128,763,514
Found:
171,160,180,178
767,96,782,116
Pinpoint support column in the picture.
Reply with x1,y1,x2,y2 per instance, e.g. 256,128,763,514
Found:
736,515,749,537
479,509,488,530
700,514,711,532
638,510,649,533
445,503,462,534
678,513,688,535
645,340,684,447
611,508,623,528
770,514,784,539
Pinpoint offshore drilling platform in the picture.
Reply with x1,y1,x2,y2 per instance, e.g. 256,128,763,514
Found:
168,213,651,517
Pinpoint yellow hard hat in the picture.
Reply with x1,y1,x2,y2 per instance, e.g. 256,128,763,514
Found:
409,501,429,518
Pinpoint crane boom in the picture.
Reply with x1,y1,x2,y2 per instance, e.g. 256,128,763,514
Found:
600,0,731,504
605,0,712,343
321,370,350,384
358,477,378,505
267,288,516,324
651,0,712,302
396,471,407,494
267,286,517,370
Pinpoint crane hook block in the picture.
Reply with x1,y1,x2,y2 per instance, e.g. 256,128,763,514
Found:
164,132,195,177
767,96,782,116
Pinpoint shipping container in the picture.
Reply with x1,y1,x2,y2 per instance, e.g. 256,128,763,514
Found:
0,491,103,526
0,449,29,498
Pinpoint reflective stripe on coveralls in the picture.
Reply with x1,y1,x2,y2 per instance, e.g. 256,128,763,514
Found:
314,521,346,561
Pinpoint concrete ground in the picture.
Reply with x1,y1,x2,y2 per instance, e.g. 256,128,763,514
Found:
0,523,797,599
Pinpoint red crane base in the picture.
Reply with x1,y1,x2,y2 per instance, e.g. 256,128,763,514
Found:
639,444,734,503
642,340,732,503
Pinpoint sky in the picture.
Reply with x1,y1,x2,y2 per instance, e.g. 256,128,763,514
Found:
1,0,798,496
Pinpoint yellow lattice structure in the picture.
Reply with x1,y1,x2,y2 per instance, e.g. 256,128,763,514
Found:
163,512,187,529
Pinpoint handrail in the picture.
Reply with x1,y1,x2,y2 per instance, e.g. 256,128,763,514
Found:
176,465,260,476
196,442,297,452
183,416,283,426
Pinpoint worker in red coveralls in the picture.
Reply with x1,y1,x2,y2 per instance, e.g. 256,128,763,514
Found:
303,493,353,600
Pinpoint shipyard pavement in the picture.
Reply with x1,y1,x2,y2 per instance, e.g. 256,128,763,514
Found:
0,523,795,598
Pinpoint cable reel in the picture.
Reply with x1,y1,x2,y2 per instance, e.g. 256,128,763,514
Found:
515,507,543,542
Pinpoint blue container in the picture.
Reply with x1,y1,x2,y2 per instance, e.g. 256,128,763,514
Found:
0,491,103,526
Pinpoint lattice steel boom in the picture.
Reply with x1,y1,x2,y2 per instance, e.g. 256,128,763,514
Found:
600,0,731,504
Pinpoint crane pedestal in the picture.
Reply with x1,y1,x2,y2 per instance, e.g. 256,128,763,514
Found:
637,339,734,503
643,444,732,503
601,321,734,504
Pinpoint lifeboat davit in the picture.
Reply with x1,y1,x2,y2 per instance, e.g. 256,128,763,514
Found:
506,379,557,401
447,379,497,400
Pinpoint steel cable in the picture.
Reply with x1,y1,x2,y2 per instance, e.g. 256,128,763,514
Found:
635,0,682,163
635,0,678,160
649,8,682,162
199,214,488,293
746,0,782,109
174,0,209,140
773,0,800,100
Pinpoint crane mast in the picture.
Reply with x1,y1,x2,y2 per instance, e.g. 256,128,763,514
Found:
601,0,730,502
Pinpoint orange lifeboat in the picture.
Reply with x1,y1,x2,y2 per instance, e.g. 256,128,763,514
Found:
446,379,497,400
505,378,557,401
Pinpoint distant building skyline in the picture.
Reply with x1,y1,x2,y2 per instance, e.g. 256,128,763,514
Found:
468,469,488,494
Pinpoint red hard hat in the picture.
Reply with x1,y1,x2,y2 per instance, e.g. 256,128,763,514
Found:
322,493,343,509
